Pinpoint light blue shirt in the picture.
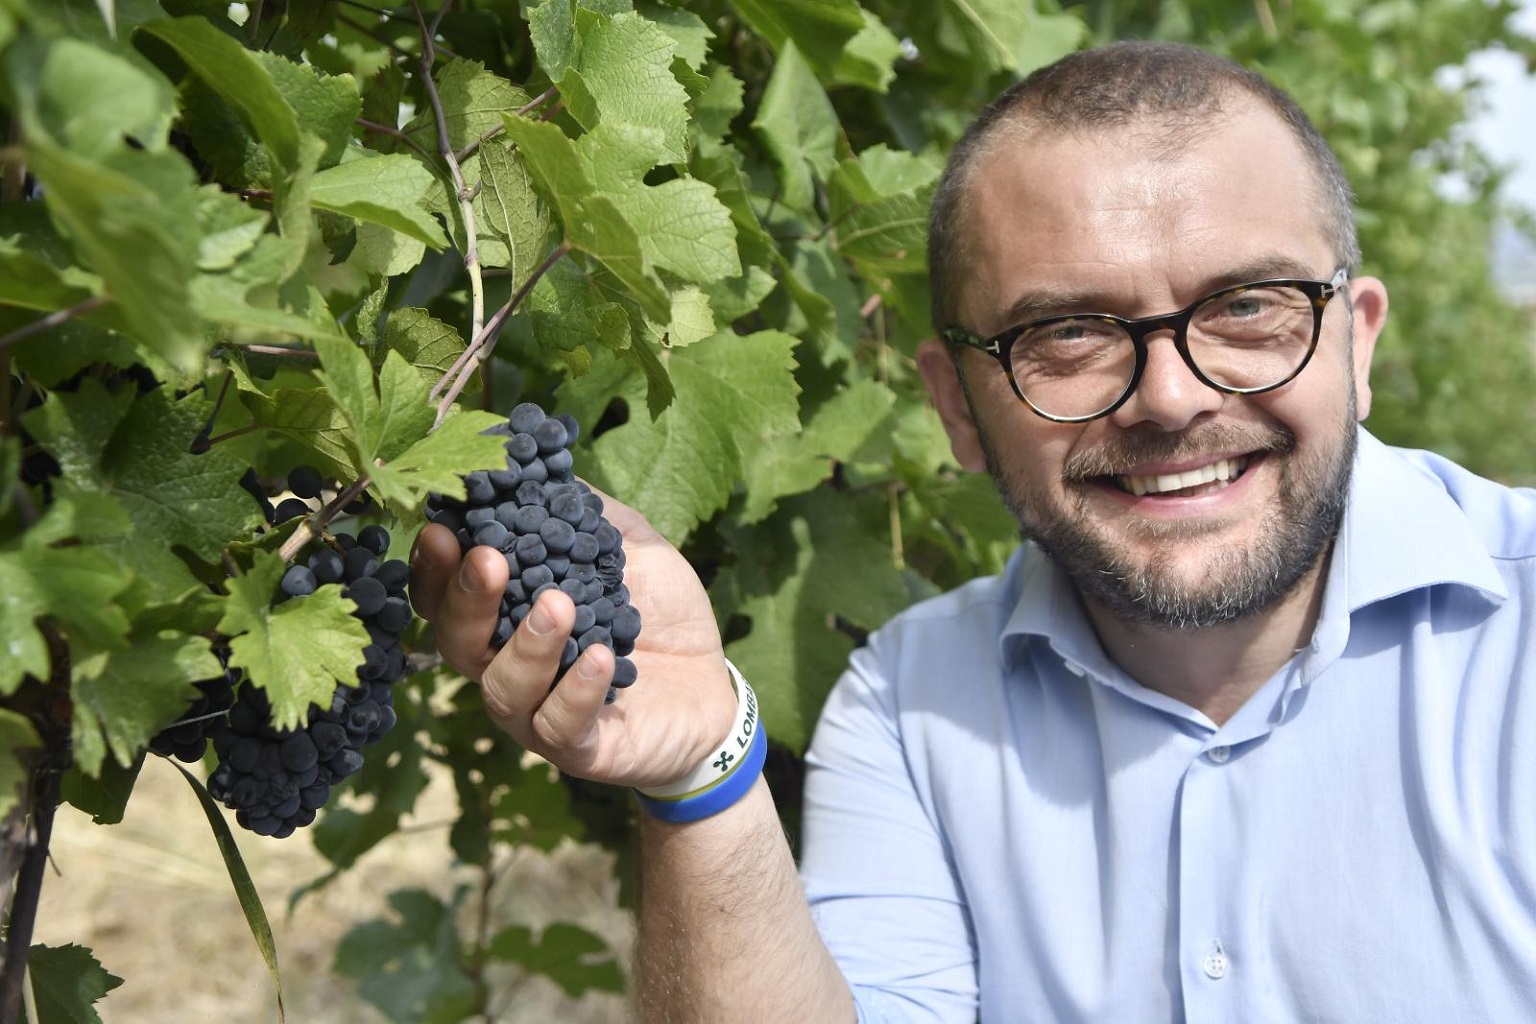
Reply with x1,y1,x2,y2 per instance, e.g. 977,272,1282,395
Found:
801,429,1536,1023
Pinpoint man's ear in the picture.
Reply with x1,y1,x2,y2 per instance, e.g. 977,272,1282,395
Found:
1346,276,1388,422
915,338,988,472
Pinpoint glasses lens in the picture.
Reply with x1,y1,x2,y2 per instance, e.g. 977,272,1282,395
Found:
1010,316,1136,420
1186,284,1317,390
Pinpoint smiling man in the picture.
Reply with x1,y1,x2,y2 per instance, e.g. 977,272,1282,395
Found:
411,41,1536,1024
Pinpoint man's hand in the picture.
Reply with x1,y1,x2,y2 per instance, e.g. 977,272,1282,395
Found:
409,491,735,790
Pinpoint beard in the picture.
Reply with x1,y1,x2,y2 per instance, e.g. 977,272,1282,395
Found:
975,406,1357,631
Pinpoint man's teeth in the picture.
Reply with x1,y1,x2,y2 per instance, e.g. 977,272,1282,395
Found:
1117,457,1248,496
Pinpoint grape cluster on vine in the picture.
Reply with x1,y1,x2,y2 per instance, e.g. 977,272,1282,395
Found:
152,467,413,838
425,402,642,702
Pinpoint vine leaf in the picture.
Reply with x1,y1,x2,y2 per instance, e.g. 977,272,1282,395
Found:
751,41,840,214
0,493,134,697
309,154,449,250
333,889,478,1024
21,380,266,601
171,762,285,1023
69,631,222,777
486,922,624,997
727,0,867,78
311,336,508,506
581,330,801,542
714,490,934,753
220,551,369,731
21,943,123,1024
0,711,41,823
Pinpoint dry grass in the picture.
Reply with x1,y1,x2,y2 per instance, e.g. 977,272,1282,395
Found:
31,755,634,1023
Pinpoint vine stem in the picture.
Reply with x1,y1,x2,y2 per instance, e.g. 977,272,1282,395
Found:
433,241,570,427
453,86,559,163
0,295,109,353
355,117,439,166
413,0,486,411
278,475,373,563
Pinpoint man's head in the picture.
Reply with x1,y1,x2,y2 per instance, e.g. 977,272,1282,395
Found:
916,41,1389,631
928,41,1361,336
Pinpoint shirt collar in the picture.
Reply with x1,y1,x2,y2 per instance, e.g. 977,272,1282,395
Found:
997,427,1508,673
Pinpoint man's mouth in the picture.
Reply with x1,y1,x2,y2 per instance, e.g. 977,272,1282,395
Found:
1113,455,1251,497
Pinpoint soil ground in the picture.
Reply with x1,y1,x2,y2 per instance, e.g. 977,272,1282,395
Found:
31,755,634,1023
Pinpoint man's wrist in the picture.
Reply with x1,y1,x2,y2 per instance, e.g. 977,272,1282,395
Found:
634,659,766,823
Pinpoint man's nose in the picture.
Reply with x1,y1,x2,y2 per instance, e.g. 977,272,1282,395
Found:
1106,331,1224,432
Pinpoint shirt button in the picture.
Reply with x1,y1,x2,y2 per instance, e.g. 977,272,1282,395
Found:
1202,952,1228,980
1207,745,1231,764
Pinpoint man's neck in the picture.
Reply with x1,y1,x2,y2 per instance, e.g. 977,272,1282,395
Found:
1079,554,1331,727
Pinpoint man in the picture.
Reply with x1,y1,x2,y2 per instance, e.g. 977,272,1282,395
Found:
410,41,1536,1022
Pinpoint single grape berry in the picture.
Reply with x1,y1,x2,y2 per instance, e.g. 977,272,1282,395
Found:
425,401,641,702
287,464,325,500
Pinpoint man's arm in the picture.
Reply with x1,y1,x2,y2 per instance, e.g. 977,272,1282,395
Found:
409,504,854,1023
635,779,854,1022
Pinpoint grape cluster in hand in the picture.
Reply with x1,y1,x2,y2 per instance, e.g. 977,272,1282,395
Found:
424,402,641,702
203,520,413,838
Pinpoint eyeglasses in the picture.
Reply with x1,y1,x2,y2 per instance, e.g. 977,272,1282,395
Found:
941,269,1350,423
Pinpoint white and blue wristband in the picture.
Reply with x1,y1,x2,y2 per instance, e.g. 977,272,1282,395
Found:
635,660,765,824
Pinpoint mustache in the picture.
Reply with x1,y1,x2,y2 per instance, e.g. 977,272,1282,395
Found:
1062,424,1295,481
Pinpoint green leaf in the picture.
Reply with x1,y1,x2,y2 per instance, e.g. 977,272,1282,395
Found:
830,9,901,92
69,631,222,776
240,384,357,479
310,154,450,249
0,494,134,696
194,186,270,271
403,57,531,153
639,1,713,69
558,9,691,164
59,754,143,826
486,922,624,997
19,136,204,379
254,50,362,169
137,16,302,169
0,710,40,823
22,943,123,1024
584,330,800,541
333,889,477,1024
500,113,671,321
463,138,551,279
751,42,840,214
729,0,866,78
584,125,741,285
381,308,473,391
170,762,284,1016
312,337,436,467
368,408,514,508
219,552,370,730
28,35,176,161
716,490,931,752
21,382,266,601
740,378,899,522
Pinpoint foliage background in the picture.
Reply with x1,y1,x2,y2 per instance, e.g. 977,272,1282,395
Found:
1,0,1532,1019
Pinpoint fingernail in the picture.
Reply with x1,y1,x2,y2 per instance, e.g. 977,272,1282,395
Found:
458,557,480,593
526,599,553,636
577,653,601,680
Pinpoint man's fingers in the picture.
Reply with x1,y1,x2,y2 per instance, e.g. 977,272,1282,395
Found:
407,523,463,622
428,542,510,680
526,643,614,755
479,590,576,725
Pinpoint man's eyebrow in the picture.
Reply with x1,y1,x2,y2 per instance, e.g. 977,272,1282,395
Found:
990,255,1328,329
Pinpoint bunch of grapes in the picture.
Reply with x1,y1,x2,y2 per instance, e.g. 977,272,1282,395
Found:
202,521,413,838
424,402,641,702
148,652,238,763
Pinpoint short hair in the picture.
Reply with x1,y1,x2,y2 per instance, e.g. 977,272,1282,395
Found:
927,41,1360,334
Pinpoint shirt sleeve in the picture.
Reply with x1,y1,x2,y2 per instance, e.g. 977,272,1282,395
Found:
799,637,980,1024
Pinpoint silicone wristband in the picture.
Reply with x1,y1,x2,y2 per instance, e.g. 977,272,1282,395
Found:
636,660,759,799
635,720,767,824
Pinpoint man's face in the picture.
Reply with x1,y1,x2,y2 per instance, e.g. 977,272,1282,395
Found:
928,103,1386,630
